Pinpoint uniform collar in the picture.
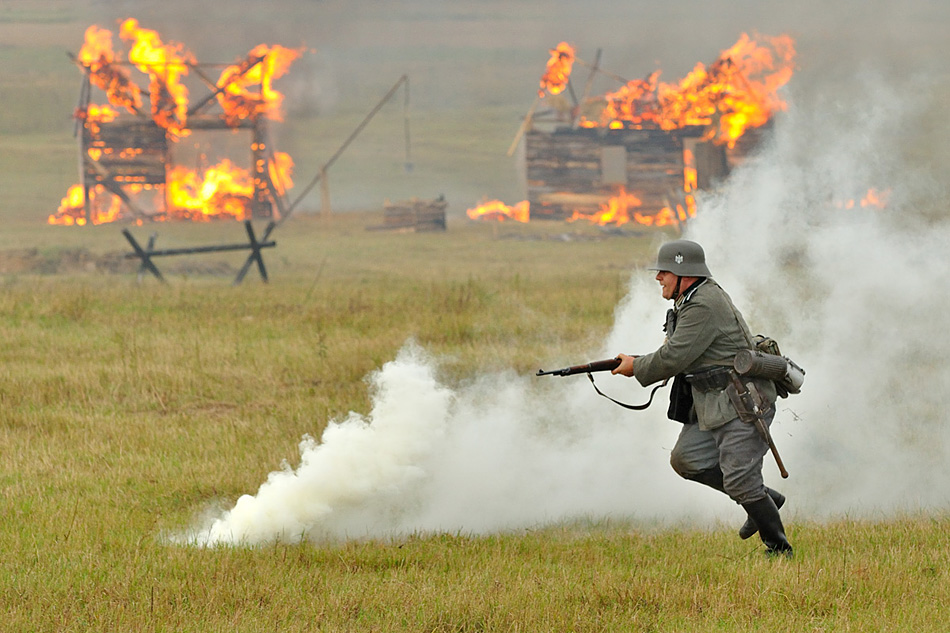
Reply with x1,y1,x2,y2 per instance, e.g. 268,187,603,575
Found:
674,277,708,309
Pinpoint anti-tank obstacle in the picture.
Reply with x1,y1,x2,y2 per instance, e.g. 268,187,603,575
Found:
122,220,276,285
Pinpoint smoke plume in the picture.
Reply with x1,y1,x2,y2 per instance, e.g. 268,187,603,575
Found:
686,69,950,518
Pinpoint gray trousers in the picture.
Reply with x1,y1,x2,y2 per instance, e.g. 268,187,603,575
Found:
669,414,773,505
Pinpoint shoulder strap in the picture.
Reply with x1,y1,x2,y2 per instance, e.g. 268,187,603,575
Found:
586,373,669,411
714,281,757,350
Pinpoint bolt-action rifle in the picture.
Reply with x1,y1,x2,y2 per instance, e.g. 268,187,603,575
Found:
535,357,621,377
536,357,667,410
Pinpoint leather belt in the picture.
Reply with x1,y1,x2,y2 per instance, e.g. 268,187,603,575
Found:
685,366,734,392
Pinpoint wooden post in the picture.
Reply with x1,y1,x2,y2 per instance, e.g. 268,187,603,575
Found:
572,49,602,128
251,119,271,219
76,75,91,223
507,95,541,157
83,184,92,225
122,229,166,283
262,163,289,221
286,74,409,222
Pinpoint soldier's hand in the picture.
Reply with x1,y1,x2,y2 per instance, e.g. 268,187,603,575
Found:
611,353,637,377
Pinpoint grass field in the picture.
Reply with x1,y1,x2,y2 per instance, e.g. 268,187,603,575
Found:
3,2,950,631
3,215,950,631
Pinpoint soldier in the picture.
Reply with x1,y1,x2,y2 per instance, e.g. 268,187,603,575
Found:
611,239,792,557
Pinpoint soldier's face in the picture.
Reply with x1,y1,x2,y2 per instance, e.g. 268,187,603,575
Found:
656,271,678,300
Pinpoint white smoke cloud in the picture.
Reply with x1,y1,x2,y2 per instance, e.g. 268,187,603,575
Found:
183,67,950,546
185,338,718,546
686,68,950,518
188,344,451,545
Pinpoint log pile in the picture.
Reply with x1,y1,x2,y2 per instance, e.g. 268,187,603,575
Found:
374,196,447,232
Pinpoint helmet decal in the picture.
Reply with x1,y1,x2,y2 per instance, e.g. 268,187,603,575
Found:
674,253,684,264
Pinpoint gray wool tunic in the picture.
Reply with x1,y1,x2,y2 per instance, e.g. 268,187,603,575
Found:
632,279,777,431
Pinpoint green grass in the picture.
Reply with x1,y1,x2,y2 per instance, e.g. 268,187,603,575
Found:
0,217,948,631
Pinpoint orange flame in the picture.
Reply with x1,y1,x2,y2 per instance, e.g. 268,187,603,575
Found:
52,154,295,225
539,42,576,98
581,33,795,147
562,188,695,228
465,190,698,228
166,160,254,221
51,20,301,226
267,151,295,196
567,188,642,226
48,184,125,226
75,103,119,136
77,25,143,115
216,44,302,125
466,200,530,223
835,187,891,210
600,71,661,128
683,148,697,194
119,18,193,137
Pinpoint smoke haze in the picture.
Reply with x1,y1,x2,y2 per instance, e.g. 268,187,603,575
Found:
161,1,950,544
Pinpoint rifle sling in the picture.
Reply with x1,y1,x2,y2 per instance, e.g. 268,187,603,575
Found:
587,374,669,411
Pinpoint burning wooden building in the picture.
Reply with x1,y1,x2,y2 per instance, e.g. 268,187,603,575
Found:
50,19,300,226
520,123,769,224
471,33,794,227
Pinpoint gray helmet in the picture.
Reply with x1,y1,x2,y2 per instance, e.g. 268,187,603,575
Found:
647,239,712,277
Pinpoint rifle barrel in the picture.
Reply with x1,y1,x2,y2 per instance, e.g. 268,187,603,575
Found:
536,357,621,377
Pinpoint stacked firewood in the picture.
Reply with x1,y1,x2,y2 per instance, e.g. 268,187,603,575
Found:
378,196,447,232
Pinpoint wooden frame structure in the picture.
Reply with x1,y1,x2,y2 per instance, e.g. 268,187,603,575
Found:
72,56,289,224
512,46,773,222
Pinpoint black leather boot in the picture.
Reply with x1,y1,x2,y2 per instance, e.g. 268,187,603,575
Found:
687,466,726,493
741,496,793,558
738,488,786,540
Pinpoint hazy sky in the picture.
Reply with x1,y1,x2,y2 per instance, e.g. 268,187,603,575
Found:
84,0,950,112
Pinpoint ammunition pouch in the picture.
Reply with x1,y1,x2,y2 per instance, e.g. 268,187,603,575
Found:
684,366,734,392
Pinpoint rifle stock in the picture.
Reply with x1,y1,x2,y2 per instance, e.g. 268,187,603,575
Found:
536,357,621,377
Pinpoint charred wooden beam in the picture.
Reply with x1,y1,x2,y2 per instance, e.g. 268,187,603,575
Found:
506,95,542,157
86,159,148,219
572,48,601,129
185,115,256,130
262,162,289,221
186,56,265,117
251,120,271,219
